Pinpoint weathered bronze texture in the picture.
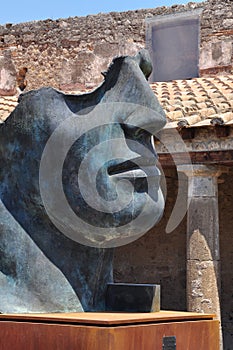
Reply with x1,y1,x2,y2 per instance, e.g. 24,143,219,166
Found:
0,50,166,313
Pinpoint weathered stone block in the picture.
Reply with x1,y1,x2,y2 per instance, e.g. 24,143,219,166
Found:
189,176,218,197
187,198,220,261
187,260,221,316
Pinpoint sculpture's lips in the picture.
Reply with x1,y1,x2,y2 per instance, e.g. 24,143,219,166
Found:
108,158,159,178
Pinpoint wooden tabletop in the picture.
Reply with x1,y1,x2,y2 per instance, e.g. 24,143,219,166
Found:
0,311,216,326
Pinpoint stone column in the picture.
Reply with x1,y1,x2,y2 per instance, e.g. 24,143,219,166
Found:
178,164,226,349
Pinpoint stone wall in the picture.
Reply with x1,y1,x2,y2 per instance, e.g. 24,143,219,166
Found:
0,1,232,95
1,0,233,95
200,0,233,75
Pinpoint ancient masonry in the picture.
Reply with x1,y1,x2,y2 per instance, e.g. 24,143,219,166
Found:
0,0,232,94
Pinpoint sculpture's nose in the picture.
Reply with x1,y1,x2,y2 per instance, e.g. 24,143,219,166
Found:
121,49,166,134
124,103,166,136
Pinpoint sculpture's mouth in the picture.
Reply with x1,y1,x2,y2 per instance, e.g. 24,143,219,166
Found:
108,157,160,178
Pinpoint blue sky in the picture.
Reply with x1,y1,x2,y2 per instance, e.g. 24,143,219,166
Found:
1,0,202,25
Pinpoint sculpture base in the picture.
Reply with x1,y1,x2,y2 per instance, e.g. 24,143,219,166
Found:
0,311,219,350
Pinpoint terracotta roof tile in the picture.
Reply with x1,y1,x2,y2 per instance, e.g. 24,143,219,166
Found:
150,75,233,128
1,75,233,130
0,96,18,123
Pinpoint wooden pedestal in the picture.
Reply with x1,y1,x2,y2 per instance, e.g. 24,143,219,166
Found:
0,311,219,350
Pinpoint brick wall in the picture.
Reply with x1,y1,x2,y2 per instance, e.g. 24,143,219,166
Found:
114,168,187,312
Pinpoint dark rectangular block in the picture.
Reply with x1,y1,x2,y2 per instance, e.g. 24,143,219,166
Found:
106,283,160,312
163,336,176,350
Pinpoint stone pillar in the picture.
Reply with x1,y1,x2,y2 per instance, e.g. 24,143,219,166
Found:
178,164,226,349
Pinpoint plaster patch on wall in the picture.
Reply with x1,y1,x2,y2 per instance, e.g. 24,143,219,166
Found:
0,51,17,95
200,39,232,69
